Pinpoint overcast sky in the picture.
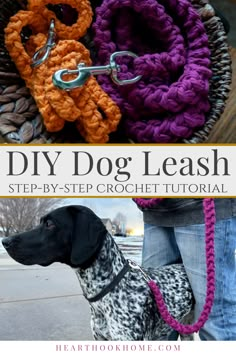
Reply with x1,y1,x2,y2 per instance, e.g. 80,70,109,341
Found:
62,198,143,234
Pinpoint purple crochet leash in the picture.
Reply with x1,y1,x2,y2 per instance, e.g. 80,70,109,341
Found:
93,0,212,143
134,198,215,334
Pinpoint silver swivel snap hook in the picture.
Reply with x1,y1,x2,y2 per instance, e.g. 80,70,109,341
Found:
128,260,152,283
52,51,142,90
31,19,56,68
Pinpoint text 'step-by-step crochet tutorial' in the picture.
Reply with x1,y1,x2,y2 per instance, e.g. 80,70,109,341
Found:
0,0,235,144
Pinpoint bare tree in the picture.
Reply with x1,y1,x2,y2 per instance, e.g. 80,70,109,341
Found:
112,212,127,233
0,198,64,236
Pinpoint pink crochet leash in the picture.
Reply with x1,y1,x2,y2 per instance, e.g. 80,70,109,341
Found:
134,198,215,334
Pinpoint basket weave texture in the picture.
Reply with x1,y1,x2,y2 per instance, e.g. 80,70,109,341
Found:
0,0,232,144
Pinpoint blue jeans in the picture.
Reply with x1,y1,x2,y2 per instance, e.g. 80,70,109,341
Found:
142,217,236,340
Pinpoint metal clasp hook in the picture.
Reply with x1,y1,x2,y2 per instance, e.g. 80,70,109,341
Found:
52,51,142,90
31,19,56,68
128,260,152,283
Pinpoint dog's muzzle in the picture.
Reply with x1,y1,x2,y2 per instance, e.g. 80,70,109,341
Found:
2,237,12,250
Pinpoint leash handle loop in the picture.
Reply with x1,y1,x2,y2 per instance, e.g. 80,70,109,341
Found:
27,0,93,40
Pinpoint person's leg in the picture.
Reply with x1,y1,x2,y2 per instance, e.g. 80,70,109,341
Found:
142,224,181,268
175,217,236,340
142,224,182,340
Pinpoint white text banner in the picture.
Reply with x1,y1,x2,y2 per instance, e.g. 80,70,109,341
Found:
0,145,234,197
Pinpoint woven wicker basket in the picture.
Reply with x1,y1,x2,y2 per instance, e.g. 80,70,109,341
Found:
0,0,232,144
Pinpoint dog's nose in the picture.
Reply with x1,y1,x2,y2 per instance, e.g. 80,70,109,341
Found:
2,237,11,249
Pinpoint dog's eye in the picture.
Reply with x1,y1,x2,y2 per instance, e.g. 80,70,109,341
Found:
45,220,55,229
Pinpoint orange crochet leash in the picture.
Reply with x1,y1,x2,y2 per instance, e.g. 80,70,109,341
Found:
27,0,92,40
4,0,121,143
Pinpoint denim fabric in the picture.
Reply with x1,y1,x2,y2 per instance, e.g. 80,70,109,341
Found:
142,217,236,340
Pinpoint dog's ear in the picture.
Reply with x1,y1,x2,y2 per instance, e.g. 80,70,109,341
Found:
68,206,107,268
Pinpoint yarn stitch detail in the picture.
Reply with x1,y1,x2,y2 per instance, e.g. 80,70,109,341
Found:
134,198,215,334
4,0,121,143
93,0,212,143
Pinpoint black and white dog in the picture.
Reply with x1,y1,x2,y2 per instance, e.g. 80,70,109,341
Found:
2,205,193,340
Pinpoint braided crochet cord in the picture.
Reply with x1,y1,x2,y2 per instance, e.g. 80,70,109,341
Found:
4,0,121,143
0,0,231,143
137,198,215,334
133,198,163,209
27,0,92,39
93,0,212,143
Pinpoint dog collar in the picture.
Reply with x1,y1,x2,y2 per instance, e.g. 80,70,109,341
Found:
85,259,151,303
85,260,131,303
